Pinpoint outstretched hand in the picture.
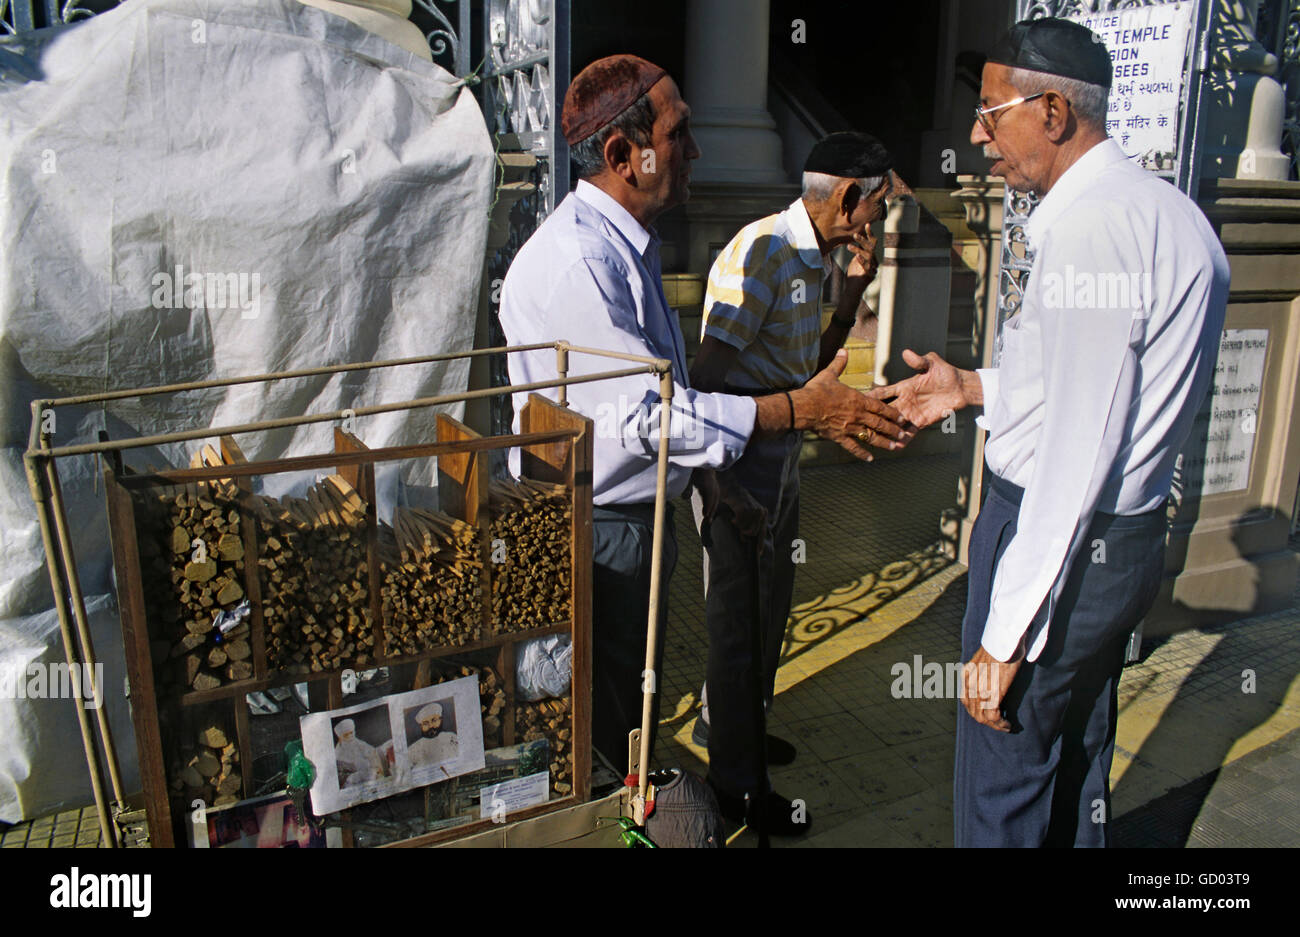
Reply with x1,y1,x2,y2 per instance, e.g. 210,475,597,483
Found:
797,351,914,462
873,349,973,430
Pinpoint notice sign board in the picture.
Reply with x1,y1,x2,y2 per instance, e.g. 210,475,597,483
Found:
1072,2,1195,171
1178,329,1269,498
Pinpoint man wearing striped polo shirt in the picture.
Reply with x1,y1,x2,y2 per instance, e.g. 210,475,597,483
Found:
690,133,895,834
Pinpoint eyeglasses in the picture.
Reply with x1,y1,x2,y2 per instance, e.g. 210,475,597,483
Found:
974,92,1045,134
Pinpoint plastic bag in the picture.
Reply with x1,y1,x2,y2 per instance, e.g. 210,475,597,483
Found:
514,635,572,701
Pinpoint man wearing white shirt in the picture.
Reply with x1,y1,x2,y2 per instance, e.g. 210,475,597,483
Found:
500,55,910,771
881,19,1229,846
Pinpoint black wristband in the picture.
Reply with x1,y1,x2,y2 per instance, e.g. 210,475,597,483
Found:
784,391,795,429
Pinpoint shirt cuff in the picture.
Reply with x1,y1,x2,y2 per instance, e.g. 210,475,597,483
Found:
974,367,998,431
725,396,759,464
981,625,1023,663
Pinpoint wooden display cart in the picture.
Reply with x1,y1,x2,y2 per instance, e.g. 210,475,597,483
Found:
25,343,674,848
101,396,593,847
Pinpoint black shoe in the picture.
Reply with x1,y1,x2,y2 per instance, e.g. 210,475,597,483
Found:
691,718,798,767
708,780,813,837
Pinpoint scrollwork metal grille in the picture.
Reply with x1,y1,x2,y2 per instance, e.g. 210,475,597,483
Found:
2,0,122,35
411,0,469,76
478,0,569,442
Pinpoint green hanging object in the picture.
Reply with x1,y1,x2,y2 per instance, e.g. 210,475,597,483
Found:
600,816,656,848
285,740,316,790
285,740,322,832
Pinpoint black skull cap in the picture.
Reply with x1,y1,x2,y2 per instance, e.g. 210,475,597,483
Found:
803,131,893,179
988,17,1113,90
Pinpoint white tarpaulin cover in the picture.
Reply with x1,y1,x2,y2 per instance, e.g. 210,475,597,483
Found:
0,0,494,821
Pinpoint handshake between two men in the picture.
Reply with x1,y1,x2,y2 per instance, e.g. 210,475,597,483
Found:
752,346,963,463
699,347,959,534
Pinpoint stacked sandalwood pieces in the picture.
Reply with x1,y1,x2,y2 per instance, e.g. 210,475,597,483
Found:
169,722,241,809
488,478,572,633
252,474,372,674
516,695,573,795
134,443,254,693
466,664,506,749
379,508,483,654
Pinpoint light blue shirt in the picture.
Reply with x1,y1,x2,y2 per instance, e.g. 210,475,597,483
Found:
500,180,757,505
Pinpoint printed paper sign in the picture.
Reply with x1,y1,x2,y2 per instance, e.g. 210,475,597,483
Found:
1072,2,1195,170
1178,329,1268,497
480,770,551,820
300,675,485,815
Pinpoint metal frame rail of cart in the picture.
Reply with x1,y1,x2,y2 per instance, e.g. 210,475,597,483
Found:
22,341,675,848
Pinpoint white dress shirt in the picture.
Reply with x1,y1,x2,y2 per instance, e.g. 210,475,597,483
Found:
976,139,1230,662
499,180,757,505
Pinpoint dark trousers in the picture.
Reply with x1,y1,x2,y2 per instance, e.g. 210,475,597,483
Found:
954,474,1166,847
590,502,677,774
695,431,802,797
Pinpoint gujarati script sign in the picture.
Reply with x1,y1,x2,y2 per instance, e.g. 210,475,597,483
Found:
1072,1,1195,172
1178,329,1269,498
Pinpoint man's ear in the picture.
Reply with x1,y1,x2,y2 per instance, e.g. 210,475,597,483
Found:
603,131,636,182
1042,90,1072,142
837,178,862,220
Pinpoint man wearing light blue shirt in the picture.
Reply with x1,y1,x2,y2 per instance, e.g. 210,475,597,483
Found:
881,19,1230,847
500,55,910,772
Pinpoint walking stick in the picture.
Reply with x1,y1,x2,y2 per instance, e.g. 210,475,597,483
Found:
749,532,771,849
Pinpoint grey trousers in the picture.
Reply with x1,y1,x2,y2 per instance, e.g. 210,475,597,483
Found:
694,431,802,798
591,502,678,773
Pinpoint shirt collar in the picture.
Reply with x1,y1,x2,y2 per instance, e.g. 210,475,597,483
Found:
786,197,828,268
575,179,654,257
1024,139,1128,251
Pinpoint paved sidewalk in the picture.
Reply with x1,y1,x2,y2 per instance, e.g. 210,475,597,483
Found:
3,453,1296,848
654,454,1300,848
1113,727,1300,848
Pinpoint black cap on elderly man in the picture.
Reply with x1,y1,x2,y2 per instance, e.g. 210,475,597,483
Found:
987,17,1113,89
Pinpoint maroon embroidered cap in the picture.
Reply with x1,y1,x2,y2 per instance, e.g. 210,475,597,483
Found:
561,54,668,146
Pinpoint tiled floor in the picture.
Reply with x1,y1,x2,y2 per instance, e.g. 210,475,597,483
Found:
652,454,1300,848
1,808,103,849
4,452,1297,847
1113,727,1300,848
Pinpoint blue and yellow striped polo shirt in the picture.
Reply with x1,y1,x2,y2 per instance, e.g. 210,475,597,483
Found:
701,198,828,391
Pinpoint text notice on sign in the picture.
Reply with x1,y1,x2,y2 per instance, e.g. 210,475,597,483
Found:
1178,329,1269,498
1073,1,1195,171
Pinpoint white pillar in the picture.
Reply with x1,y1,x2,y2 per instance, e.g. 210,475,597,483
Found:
295,0,433,62
684,0,786,184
